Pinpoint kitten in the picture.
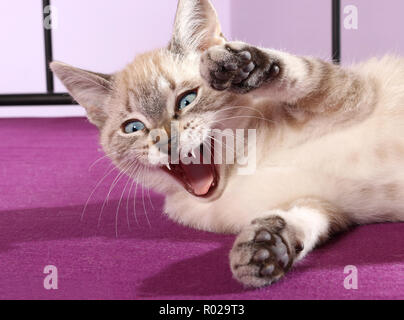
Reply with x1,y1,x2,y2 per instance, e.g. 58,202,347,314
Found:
51,0,404,288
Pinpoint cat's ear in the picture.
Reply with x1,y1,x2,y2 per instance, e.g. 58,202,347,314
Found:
50,61,113,128
169,0,226,53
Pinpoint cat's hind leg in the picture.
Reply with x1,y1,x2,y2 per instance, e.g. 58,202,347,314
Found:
230,199,350,287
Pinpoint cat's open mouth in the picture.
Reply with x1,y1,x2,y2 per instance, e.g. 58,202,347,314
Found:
161,143,219,198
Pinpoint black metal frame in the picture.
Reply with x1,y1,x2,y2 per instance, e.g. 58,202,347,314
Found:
0,0,77,106
43,0,55,93
0,0,342,107
332,0,341,63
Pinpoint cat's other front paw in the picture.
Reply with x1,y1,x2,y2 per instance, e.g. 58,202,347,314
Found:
230,216,301,288
200,42,281,94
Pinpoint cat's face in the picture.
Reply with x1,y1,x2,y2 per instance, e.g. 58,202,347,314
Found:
51,0,244,201
100,49,243,199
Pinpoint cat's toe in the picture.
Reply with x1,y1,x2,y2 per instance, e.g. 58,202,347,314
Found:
229,216,296,288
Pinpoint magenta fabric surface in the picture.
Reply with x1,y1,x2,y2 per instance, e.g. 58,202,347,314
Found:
0,118,403,300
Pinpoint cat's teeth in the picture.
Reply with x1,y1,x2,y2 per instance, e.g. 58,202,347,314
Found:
166,164,171,171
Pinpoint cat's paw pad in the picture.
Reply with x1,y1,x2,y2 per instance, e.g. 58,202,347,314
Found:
200,42,255,91
230,216,299,288
200,42,281,93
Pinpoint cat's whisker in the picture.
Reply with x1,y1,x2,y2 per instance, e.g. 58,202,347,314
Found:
146,167,155,210
132,170,142,227
88,152,117,171
115,163,138,237
203,136,236,169
212,115,278,126
81,158,130,223
130,155,150,227
209,135,236,154
211,137,235,153
130,162,146,228
126,166,139,229
210,130,236,140
204,106,279,128
141,173,152,228
97,159,135,228
203,140,219,160
97,169,125,229
214,131,241,151
210,140,235,159
212,105,266,119
115,175,131,238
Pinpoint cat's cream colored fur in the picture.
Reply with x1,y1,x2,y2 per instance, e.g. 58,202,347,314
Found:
51,0,404,288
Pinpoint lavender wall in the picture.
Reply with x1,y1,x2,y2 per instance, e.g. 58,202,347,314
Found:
341,0,404,64
231,0,332,59
1,0,404,116
0,1,46,93
0,0,231,95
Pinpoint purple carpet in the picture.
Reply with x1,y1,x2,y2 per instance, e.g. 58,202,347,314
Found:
0,117,403,300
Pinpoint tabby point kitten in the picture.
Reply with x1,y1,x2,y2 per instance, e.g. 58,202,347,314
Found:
51,0,404,288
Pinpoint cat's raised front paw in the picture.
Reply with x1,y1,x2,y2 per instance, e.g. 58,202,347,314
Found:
230,216,301,288
200,42,281,94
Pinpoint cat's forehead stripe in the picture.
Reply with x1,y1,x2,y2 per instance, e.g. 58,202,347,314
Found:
122,51,190,122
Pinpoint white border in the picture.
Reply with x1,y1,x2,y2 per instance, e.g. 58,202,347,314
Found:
0,106,86,118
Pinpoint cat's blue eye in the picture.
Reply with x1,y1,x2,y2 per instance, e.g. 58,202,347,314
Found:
123,120,145,134
178,91,197,111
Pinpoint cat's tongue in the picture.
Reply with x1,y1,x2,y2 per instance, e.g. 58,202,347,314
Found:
180,163,214,196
